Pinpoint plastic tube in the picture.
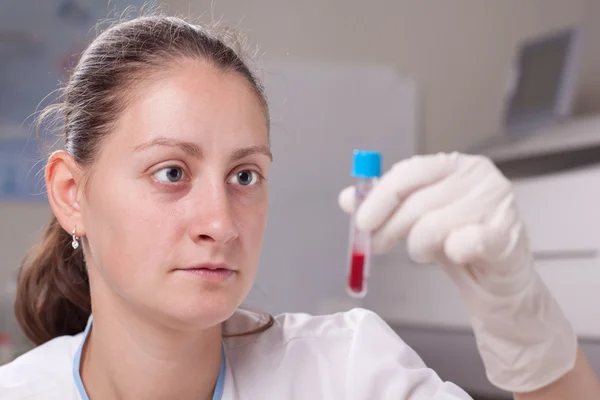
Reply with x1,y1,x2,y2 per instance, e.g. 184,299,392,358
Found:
347,150,381,298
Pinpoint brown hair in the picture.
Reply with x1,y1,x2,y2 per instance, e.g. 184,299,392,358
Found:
15,14,271,346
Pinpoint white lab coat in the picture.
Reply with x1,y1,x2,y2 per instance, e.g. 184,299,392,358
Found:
0,308,472,399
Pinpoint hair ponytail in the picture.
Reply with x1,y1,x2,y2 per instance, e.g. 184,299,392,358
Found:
15,216,90,346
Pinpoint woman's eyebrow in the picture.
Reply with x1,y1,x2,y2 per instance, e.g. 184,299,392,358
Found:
133,137,203,159
133,137,272,162
229,145,273,162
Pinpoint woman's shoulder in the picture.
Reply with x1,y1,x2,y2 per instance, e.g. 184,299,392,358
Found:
225,307,387,347
273,307,392,343
223,307,408,368
223,308,471,399
0,334,82,399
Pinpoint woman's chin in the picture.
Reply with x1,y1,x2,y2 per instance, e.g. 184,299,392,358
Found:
155,292,242,330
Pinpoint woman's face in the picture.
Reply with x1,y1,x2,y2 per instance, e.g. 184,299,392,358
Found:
80,62,270,329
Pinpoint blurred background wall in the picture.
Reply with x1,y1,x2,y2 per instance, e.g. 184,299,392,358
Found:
163,0,589,152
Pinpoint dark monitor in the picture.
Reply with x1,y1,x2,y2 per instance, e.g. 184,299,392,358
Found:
506,28,582,133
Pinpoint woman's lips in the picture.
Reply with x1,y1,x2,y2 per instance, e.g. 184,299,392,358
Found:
176,264,235,282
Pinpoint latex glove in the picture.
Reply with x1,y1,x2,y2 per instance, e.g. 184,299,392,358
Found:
338,152,577,393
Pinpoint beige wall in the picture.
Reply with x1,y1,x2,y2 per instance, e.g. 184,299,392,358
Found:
161,0,588,153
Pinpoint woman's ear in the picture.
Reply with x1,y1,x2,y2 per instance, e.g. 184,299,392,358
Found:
46,151,85,235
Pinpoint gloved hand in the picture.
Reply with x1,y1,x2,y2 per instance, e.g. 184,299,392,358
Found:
338,152,578,393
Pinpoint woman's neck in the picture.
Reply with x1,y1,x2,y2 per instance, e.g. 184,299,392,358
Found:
80,306,223,400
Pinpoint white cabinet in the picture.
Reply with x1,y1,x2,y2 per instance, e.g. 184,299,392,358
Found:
535,258,600,338
513,165,600,255
513,165,600,338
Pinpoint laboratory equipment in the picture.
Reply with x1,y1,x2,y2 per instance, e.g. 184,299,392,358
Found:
347,150,381,298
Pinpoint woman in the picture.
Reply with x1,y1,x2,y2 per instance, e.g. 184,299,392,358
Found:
0,15,598,399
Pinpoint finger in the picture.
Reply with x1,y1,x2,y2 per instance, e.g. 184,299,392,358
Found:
406,186,501,263
338,185,355,214
370,172,472,253
481,194,520,260
356,154,459,232
443,210,526,297
443,194,517,265
443,224,486,265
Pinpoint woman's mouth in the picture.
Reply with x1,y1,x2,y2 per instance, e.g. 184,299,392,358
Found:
175,264,235,282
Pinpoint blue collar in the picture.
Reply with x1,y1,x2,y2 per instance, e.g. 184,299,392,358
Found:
72,316,226,400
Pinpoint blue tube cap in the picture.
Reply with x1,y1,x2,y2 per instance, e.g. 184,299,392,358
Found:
351,150,382,178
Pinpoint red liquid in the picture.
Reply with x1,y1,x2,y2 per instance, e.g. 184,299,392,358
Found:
348,252,365,293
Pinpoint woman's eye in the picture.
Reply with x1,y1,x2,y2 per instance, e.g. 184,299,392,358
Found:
153,166,185,183
229,170,260,186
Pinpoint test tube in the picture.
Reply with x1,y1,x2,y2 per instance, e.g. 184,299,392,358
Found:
347,150,381,298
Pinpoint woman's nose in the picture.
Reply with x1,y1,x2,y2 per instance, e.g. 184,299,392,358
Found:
188,182,239,246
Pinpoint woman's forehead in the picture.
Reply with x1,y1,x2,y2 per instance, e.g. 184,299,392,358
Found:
106,64,269,152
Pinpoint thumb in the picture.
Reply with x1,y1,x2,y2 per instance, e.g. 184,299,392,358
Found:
444,194,519,266
338,185,355,214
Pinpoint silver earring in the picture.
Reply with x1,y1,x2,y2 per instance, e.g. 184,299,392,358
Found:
71,227,80,250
